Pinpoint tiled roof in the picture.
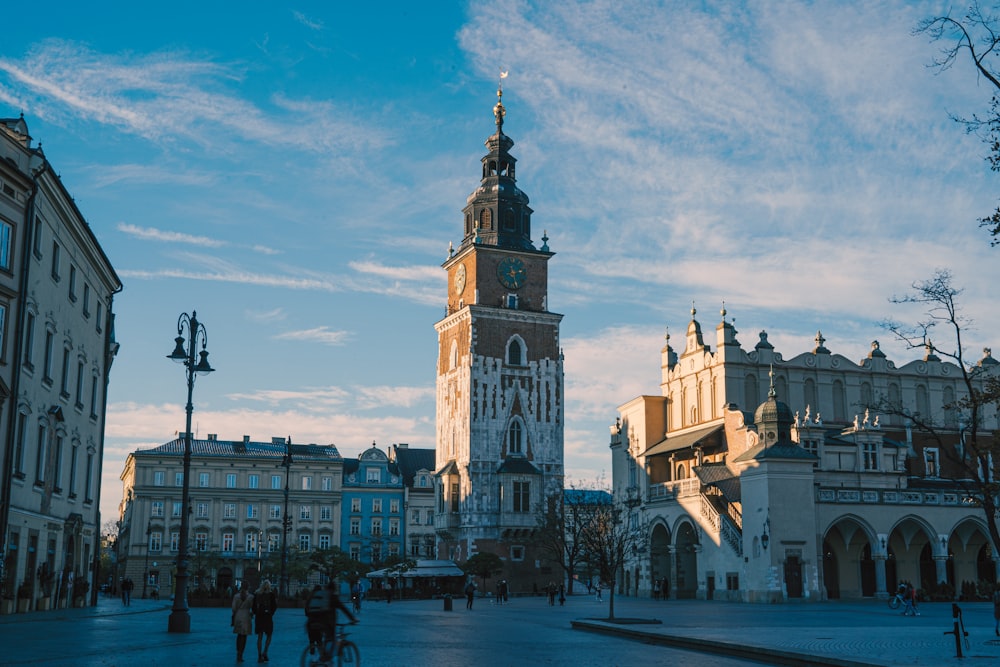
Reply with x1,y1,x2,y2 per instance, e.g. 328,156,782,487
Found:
136,438,342,461
393,447,436,486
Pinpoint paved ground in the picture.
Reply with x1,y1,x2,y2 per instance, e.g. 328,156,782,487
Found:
2,592,998,666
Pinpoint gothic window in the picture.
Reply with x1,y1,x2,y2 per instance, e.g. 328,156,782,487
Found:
507,338,523,365
450,340,458,370
942,386,957,427
916,384,930,418
479,208,492,231
744,375,758,411
804,378,817,413
833,380,846,422
465,213,473,237
676,463,687,480
508,420,523,454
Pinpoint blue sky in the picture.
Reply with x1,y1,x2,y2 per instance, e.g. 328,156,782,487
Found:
1,1,997,525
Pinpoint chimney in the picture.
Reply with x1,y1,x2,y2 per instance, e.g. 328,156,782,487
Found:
243,435,251,444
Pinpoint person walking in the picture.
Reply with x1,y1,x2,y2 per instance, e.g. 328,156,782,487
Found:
231,586,255,663
595,582,603,603
558,583,565,606
121,577,133,606
465,580,476,609
901,582,919,616
252,580,277,662
992,586,1000,636
546,582,556,606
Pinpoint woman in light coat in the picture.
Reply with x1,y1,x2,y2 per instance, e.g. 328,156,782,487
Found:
231,587,255,662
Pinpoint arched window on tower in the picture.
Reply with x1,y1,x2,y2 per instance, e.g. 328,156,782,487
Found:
506,336,526,366
479,208,492,231
508,420,523,455
449,340,458,371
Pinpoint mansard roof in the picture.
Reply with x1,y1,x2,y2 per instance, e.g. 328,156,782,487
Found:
138,437,341,460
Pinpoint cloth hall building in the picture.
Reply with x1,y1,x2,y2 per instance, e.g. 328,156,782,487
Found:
611,308,1000,603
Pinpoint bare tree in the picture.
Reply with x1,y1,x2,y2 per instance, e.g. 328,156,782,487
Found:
533,487,610,595
880,270,1000,558
916,3,1000,245
576,492,648,620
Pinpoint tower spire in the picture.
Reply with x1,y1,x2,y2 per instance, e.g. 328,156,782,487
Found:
494,69,508,131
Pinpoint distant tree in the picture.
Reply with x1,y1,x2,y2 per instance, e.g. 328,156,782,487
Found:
879,270,1000,562
916,3,1000,245
533,486,611,595
461,552,504,591
577,490,649,621
188,550,225,594
307,547,373,588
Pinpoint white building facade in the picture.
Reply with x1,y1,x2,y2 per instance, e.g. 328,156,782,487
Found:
612,308,1000,603
0,115,121,613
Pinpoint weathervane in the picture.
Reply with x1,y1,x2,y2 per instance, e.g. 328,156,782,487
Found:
494,69,509,129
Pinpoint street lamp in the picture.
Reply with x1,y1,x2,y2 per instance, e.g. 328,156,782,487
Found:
166,310,214,633
279,437,293,599
142,520,151,599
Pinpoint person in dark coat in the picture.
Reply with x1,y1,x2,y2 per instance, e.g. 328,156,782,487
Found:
253,580,278,662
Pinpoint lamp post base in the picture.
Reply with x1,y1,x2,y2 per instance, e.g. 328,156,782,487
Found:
167,609,191,633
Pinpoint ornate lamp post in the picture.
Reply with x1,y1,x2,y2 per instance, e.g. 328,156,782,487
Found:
142,520,152,599
166,311,214,633
279,437,293,598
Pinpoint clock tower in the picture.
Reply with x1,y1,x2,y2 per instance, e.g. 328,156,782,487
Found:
434,86,564,585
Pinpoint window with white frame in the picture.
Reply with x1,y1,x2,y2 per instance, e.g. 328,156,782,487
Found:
151,501,164,517
350,518,360,535
199,472,210,487
320,506,332,520
322,476,333,491
924,448,939,477
172,501,182,517
149,532,162,552
222,533,234,552
372,498,382,513
411,510,420,525
170,532,179,552
299,534,311,551
247,503,259,519
248,474,259,489
153,471,165,486
371,518,382,536
351,498,361,513
195,533,208,552
196,502,209,518
0,220,11,271
861,442,879,471
390,499,399,513
175,472,184,487
300,505,311,520
226,473,237,488
388,543,399,558
268,534,280,552
301,476,312,491
223,503,236,519
389,518,399,536
269,504,281,519
350,545,360,561
271,475,282,489
319,534,331,550
245,532,258,553
367,468,380,483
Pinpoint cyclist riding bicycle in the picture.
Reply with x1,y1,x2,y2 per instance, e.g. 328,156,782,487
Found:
305,582,358,658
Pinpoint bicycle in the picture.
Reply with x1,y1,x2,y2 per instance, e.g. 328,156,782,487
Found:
887,589,906,610
300,624,360,667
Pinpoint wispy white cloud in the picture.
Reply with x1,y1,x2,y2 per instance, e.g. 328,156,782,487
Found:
292,10,325,31
118,223,227,247
0,39,390,155
245,308,286,323
274,326,351,346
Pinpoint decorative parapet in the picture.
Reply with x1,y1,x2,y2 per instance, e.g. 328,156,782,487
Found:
817,487,973,506
648,478,700,501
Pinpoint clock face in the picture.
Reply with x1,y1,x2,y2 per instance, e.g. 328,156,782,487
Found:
454,263,467,294
497,256,527,290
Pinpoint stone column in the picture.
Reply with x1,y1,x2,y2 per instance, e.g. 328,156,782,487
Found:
933,556,948,589
666,545,677,600
873,554,888,599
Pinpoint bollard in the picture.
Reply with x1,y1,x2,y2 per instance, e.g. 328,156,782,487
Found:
943,603,969,658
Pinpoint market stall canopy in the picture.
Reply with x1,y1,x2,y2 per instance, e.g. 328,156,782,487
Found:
366,559,464,579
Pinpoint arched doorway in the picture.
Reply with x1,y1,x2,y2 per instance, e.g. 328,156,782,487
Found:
675,522,698,599
859,543,875,597
217,567,234,595
822,517,875,598
650,523,671,600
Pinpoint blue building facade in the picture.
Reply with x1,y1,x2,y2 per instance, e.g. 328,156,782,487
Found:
340,444,405,566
